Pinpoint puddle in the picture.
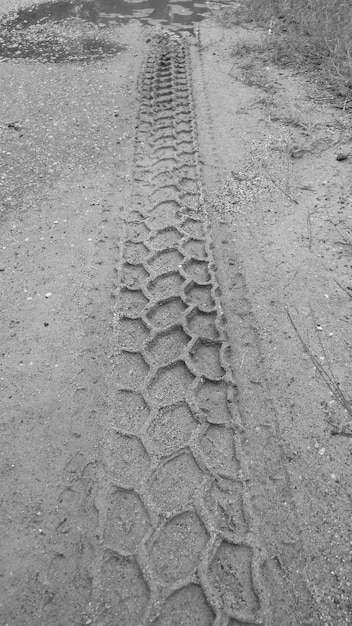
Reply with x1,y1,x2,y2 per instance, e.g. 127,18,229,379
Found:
0,5,124,63
0,0,229,63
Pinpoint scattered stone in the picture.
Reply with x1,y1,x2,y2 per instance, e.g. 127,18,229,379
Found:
336,152,349,161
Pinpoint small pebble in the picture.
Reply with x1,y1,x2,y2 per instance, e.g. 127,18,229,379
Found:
336,152,349,161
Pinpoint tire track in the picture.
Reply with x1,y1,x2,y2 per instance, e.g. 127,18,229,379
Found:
97,32,270,626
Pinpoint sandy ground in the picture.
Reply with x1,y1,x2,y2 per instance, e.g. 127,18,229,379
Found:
195,23,352,624
0,2,352,625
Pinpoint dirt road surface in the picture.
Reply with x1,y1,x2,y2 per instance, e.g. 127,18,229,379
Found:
1,2,352,625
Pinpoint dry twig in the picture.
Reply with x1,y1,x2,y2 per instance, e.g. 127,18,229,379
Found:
285,305,352,419
334,278,352,299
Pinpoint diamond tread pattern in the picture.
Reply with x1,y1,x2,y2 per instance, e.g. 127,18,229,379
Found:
104,33,268,626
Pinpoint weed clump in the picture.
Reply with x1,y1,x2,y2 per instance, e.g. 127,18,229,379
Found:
222,0,352,99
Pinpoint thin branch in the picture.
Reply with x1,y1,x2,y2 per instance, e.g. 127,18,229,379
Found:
285,305,352,418
282,265,301,291
263,165,299,205
334,278,352,299
308,303,334,380
307,206,313,251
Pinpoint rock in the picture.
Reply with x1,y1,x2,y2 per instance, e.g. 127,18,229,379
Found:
336,152,349,161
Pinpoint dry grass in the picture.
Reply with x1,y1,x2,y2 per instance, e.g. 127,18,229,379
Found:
221,0,352,99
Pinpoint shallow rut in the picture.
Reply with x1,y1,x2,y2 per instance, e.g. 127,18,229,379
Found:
39,32,271,626
84,32,271,626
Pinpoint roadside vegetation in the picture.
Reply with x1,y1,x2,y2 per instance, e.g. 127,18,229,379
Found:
220,0,352,101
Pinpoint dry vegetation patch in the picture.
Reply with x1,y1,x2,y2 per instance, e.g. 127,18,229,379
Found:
220,0,352,101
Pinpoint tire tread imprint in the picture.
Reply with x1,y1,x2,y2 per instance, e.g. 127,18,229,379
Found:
96,32,270,626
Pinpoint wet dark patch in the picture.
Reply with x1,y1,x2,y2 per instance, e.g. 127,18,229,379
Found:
0,4,124,63
3,1,102,27
0,0,225,62
3,0,211,30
